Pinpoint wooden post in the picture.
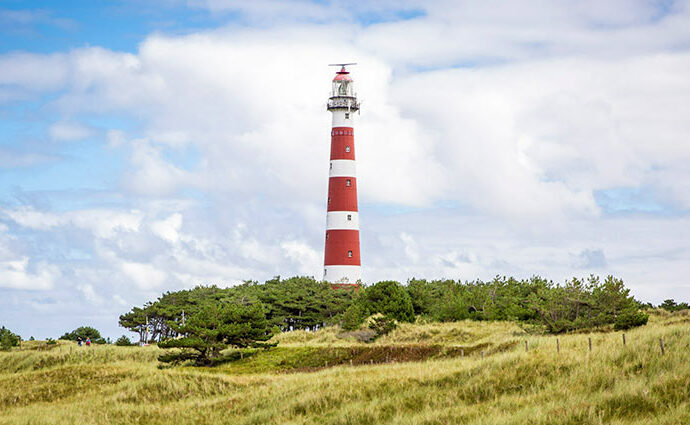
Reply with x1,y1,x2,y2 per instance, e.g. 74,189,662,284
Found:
350,359,353,366
556,338,560,354
622,333,626,346
325,361,328,368
240,351,243,360
461,348,464,358
659,337,665,355
370,359,373,365
481,351,484,359
525,340,528,352
588,337,592,352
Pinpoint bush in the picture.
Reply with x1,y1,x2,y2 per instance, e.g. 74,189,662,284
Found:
60,326,106,344
362,281,415,323
0,326,19,350
614,311,649,331
115,335,134,346
369,316,397,339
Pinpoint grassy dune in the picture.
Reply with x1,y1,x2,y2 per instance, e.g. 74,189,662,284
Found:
1,311,689,424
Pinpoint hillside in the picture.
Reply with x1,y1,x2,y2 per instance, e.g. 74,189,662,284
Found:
1,310,689,424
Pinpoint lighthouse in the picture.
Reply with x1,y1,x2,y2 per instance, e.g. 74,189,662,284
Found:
323,64,361,285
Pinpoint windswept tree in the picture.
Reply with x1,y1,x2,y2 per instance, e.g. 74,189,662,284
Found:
158,299,271,366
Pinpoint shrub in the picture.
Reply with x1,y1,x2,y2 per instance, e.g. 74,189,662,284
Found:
614,311,649,331
369,316,397,339
115,335,134,346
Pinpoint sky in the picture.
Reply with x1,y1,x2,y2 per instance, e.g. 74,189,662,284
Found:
1,0,689,340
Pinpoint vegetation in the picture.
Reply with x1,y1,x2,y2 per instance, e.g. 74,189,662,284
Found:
115,335,134,346
659,298,690,312
1,311,688,424
0,326,19,351
119,275,651,341
158,300,272,365
59,326,106,344
119,277,355,343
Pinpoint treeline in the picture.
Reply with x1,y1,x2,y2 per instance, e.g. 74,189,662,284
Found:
120,275,655,343
403,275,649,333
119,277,354,342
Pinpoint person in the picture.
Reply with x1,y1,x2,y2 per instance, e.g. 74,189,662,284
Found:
77,337,83,347
85,337,91,347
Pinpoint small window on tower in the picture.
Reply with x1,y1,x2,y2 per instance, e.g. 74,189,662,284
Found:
328,197,331,204
348,250,353,258
346,179,351,186
347,214,352,221
326,233,329,240
345,146,351,153
330,163,332,170
345,112,350,119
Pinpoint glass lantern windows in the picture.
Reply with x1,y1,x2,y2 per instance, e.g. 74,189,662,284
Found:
332,80,353,97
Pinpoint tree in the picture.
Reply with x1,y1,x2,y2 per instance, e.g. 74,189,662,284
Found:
158,300,271,366
659,299,689,312
59,326,106,344
0,326,19,350
362,281,415,323
115,335,134,346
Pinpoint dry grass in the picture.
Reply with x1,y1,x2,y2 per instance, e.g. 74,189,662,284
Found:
1,311,688,424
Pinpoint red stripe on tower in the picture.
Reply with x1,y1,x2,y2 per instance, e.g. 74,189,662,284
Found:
324,65,361,284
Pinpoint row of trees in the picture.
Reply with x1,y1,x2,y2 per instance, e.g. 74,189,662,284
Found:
120,275,655,341
119,277,355,343
116,275,656,365
403,275,649,332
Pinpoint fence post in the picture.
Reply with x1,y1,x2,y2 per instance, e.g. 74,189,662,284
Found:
622,333,626,346
481,351,484,359
525,340,529,352
350,359,353,367
556,338,560,354
588,337,592,352
659,337,665,355
461,348,464,358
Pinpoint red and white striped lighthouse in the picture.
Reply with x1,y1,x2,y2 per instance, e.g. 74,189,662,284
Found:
324,65,361,284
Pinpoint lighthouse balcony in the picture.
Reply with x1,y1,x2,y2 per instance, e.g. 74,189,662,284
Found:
327,97,360,111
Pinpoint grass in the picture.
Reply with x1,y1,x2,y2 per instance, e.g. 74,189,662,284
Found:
1,311,689,424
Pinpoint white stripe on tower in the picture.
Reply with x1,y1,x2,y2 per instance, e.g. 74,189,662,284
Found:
329,159,356,178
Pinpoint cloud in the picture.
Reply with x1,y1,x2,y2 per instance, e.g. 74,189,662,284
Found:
49,122,93,141
121,261,168,290
0,149,60,168
573,249,607,269
0,258,58,290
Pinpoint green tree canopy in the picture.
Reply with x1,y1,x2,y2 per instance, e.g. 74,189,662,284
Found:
59,326,106,344
158,299,271,365
0,326,19,350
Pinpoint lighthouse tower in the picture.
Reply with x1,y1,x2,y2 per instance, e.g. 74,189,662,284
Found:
324,65,361,284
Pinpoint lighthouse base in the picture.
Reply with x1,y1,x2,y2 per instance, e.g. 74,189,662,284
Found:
324,265,361,284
